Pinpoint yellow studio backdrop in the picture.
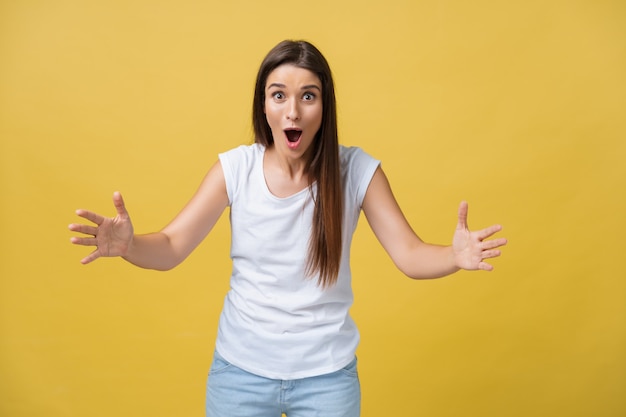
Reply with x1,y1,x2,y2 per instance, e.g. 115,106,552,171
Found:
1,0,624,416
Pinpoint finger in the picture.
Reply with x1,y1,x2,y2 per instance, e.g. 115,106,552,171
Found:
457,201,469,230
112,191,129,219
75,209,106,226
478,261,494,271
70,236,98,246
68,223,98,236
481,249,502,260
476,224,503,241
81,249,101,265
481,237,508,250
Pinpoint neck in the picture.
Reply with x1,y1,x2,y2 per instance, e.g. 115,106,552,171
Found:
262,145,312,198
265,144,310,180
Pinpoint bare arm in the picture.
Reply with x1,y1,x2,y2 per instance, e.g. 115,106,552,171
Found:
69,160,229,270
361,167,506,279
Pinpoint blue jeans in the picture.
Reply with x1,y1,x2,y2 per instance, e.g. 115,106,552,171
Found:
206,351,361,417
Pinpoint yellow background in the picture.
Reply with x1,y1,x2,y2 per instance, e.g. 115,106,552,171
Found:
1,0,624,416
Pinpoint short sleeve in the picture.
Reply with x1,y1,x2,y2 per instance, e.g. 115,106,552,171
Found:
340,146,380,208
218,144,261,206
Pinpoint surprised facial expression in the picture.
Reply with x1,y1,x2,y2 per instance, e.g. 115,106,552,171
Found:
264,64,323,161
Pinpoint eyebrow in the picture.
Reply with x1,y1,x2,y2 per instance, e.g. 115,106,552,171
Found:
266,83,321,92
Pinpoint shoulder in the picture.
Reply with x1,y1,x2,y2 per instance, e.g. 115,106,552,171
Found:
219,143,264,172
220,143,263,162
218,143,264,201
339,144,369,160
339,145,380,173
339,145,381,204
339,145,379,169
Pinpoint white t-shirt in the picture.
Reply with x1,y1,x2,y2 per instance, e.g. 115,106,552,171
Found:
216,143,380,379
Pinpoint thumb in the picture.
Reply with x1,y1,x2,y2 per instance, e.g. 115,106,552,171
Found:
112,191,129,219
457,200,469,230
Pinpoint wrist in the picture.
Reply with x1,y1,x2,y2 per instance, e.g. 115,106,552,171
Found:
449,246,462,273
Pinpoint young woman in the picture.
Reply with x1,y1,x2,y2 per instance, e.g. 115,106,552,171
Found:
69,40,507,417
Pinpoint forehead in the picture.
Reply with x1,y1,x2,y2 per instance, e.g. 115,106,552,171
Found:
265,64,321,89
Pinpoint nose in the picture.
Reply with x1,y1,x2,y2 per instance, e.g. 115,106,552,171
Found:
286,99,300,121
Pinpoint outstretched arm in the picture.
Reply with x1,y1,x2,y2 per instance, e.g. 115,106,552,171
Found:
361,167,507,279
69,160,229,270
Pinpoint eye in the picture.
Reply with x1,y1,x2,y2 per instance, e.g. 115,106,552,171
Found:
272,91,285,101
302,92,316,101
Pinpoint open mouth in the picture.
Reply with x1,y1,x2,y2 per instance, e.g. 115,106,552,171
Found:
284,128,302,143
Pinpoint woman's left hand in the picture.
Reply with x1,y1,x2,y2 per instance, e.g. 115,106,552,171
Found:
452,201,507,271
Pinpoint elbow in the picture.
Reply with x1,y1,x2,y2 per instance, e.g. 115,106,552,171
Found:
389,252,430,280
393,260,434,280
152,255,185,271
153,264,177,272
404,270,455,280
124,256,182,272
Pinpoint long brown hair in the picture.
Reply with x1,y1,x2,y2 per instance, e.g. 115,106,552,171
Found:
252,40,342,287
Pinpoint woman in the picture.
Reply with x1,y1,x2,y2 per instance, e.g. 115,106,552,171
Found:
69,40,507,417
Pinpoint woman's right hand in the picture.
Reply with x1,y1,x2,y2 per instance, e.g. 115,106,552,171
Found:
69,191,134,264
